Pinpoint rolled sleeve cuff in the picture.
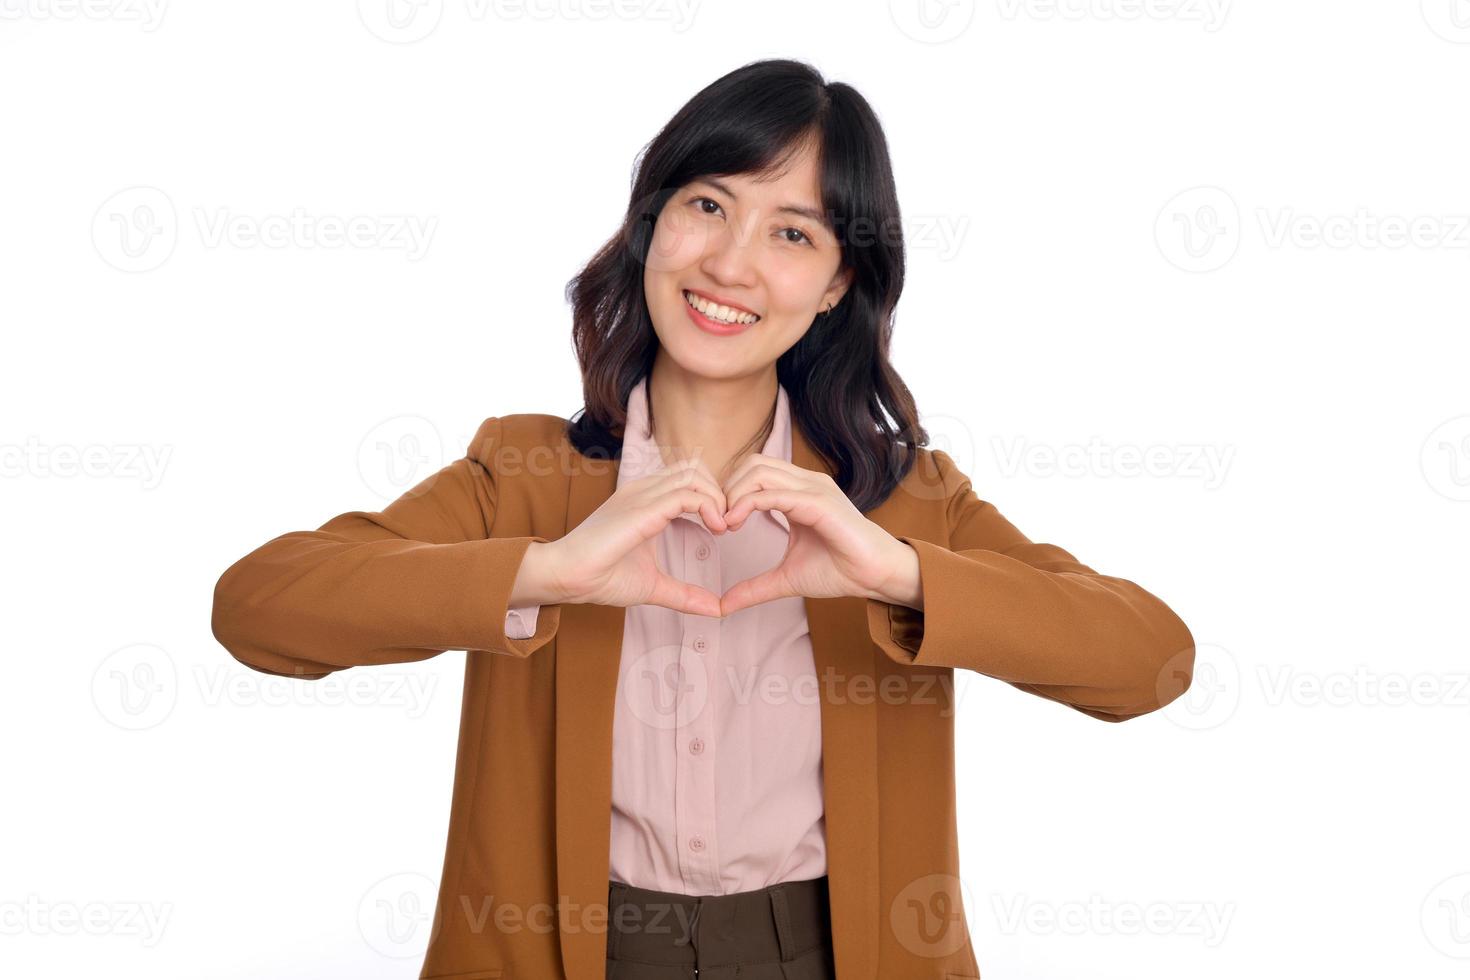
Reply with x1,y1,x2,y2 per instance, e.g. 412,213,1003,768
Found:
864,535,947,666
481,536,560,658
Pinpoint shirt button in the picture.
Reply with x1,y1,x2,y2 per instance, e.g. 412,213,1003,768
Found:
689,737,705,755
695,543,711,560
692,636,707,653
689,835,706,852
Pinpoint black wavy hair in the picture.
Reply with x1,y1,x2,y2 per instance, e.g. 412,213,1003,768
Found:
564,58,925,513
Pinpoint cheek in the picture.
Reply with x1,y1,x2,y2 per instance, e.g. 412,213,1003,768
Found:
762,263,824,315
645,208,712,274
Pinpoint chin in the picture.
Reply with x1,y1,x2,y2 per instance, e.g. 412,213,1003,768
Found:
655,335,751,378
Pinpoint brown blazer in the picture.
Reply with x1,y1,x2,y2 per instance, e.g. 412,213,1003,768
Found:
211,412,1195,980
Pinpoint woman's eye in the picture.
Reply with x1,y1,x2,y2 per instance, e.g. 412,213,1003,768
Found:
689,196,812,246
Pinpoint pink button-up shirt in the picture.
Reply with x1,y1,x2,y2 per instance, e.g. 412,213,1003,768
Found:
504,375,827,896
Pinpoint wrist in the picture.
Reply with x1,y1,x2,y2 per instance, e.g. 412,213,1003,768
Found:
509,540,572,606
868,539,924,610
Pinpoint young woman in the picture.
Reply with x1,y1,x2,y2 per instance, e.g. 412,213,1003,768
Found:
213,59,1195,980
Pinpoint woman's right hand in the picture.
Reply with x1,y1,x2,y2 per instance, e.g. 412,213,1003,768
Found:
538,458,731,618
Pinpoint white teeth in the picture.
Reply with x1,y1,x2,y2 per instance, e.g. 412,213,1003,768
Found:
684,290,758,325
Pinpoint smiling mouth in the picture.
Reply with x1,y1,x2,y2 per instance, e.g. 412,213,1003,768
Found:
683,289,761,326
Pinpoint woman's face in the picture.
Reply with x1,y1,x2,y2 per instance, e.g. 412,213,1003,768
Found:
643,143,852,381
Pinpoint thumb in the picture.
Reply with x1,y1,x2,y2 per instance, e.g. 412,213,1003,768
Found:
646,572,723,619
719,569,789,617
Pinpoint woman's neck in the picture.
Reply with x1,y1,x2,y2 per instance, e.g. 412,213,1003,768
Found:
645,360,778,482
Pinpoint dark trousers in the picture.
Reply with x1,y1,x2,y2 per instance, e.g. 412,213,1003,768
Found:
605,874,836,979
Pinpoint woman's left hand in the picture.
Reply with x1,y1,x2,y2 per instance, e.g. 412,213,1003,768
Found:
716,454,921,617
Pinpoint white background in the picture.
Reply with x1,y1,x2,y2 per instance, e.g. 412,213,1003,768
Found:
3,1,1468,978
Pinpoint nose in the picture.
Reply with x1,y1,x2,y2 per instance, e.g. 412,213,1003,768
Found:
698,222,758,290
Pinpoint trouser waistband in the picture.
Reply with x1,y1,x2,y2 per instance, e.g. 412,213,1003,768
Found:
605,874,832,969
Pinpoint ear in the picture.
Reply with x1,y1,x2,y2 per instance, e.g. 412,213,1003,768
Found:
822,265,855,312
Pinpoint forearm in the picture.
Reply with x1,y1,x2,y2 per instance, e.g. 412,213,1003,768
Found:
214,522,558,677
866,537,1194,722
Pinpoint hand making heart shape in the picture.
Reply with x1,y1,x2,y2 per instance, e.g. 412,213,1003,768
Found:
541,452,920,619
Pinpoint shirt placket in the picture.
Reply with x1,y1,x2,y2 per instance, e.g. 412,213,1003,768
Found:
673,515,721,895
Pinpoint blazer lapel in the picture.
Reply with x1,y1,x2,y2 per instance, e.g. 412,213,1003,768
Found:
555,442,623,980
554,421,881,980
789,423,882,980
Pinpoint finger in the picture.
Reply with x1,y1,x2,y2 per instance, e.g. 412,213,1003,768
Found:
720,568,791,617
722,465,804,517
647,572,722,618
720,453,773,496
722,453,799,495
662,449,728,498
625,487,721,545
653,462,729,529
655,487,729,534
724,488,811,531
656,451,726,498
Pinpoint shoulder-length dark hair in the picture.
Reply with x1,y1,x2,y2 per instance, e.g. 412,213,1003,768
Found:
564,57,926,513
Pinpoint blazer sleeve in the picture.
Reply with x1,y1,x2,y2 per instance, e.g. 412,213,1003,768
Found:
865,450,1195,723
211,416,562,680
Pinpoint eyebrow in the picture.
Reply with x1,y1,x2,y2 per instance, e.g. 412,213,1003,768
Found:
693,177,831,231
